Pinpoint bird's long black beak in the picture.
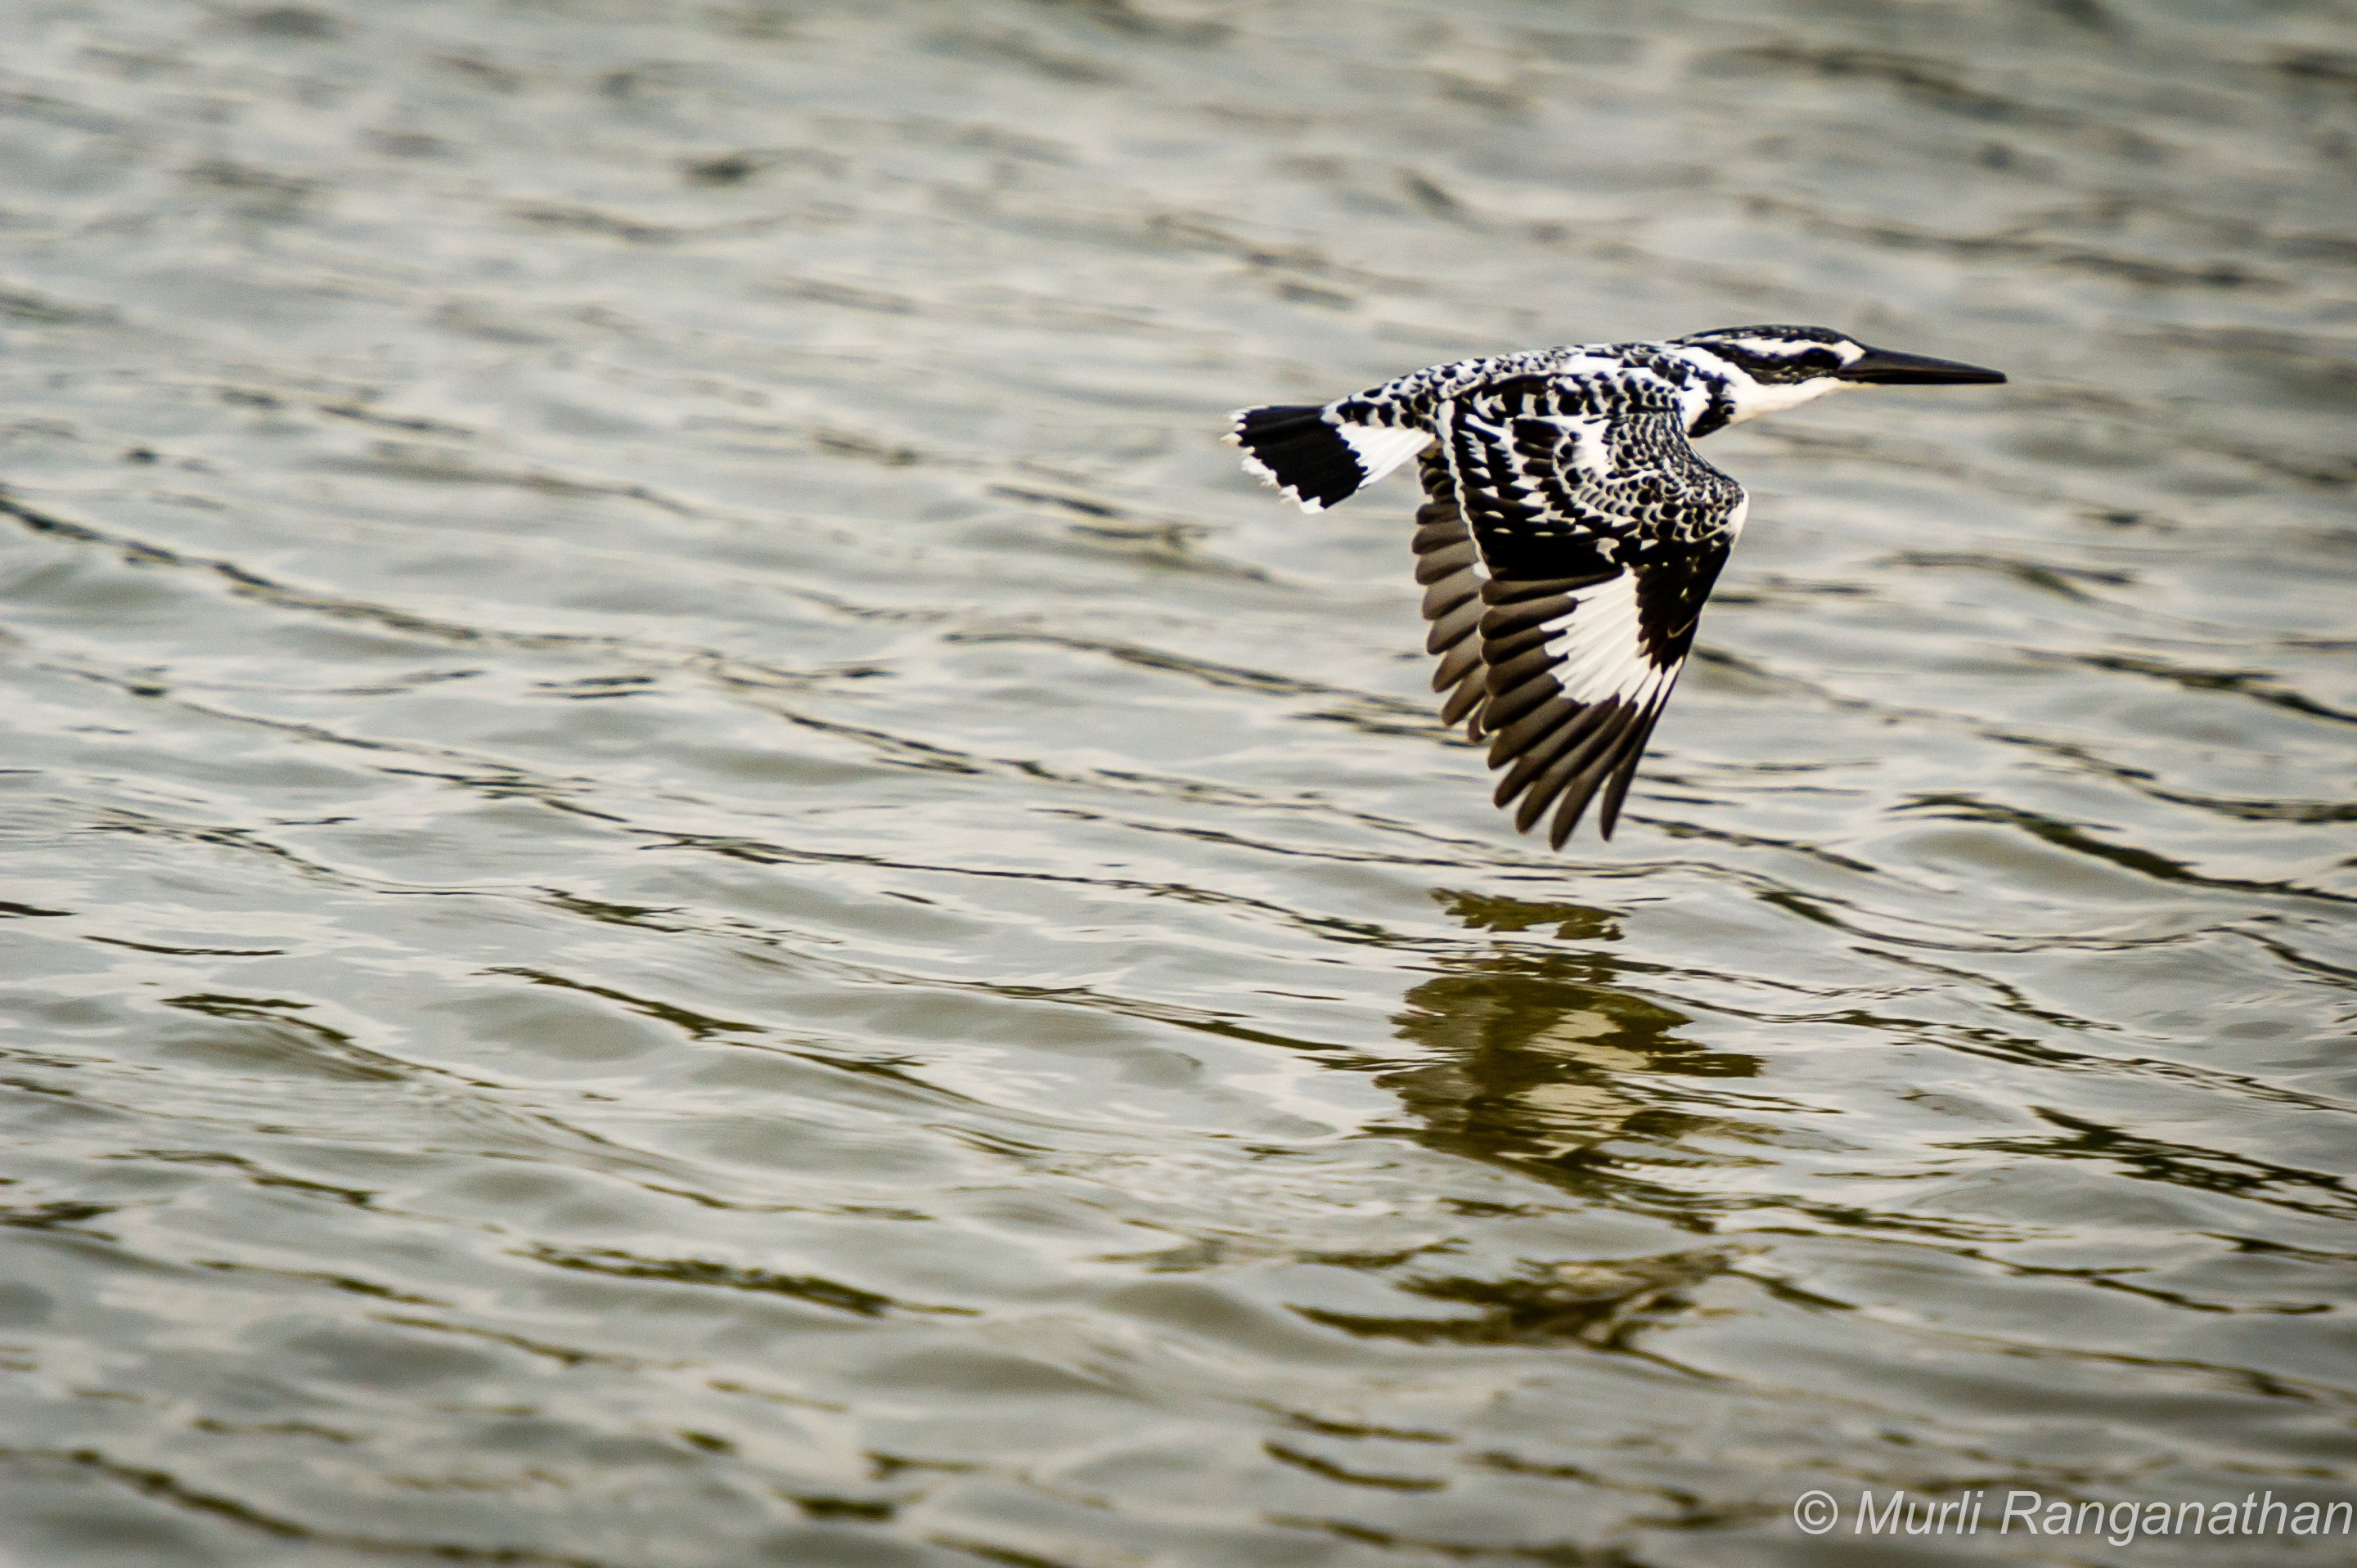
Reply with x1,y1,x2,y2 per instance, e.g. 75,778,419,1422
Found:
1837,347,2007,385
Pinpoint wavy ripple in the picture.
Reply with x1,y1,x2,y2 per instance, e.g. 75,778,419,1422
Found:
2,1,2353,1564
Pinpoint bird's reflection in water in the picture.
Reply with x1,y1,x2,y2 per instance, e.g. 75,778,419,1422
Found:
1382,891,1761,1195
1293,892,1771,1352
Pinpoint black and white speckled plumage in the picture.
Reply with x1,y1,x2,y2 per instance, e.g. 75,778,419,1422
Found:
1228,326,2004,846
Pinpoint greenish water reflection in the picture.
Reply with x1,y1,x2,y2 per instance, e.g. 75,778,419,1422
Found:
1388,892,1761,1179
1,0,2350,1562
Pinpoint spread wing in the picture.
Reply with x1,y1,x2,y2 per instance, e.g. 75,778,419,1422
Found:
1414,377,1745,846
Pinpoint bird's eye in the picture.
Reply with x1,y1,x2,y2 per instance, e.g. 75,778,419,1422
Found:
1795,348,1839,371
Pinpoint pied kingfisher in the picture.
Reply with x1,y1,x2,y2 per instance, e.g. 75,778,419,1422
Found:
1227,325,2004,847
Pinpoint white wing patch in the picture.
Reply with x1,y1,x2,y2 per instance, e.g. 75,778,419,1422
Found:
1334,421,1433,489
1542,573,1672,711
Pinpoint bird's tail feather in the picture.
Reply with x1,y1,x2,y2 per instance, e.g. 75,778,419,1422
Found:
1226,404,1429,513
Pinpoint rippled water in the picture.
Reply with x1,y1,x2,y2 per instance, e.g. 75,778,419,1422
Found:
2,1,2354,1563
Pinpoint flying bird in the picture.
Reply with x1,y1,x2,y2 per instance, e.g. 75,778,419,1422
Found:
1227,326,2004,846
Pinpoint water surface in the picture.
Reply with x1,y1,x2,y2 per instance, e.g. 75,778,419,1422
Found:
2,1,2354,1563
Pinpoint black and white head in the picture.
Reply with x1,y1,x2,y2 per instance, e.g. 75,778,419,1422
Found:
1671,324,2005,424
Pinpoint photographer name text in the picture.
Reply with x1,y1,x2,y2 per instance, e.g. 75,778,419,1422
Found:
1791,1489,2350,1544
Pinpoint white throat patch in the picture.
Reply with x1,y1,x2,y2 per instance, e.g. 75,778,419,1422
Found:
1725,374,1853,422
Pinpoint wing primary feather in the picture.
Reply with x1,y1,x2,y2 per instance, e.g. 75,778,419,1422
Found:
1481,672,1561,731
1410,484,1491,737
1493,701,1609,807
1440,678,1487,728
1414,541,1480,582
1478,623,1555,665
1596,686,1678,839
1484,642,1568,693
1411,505,1460,541
1424,595,1484,655
1517,706,1635,836
1430,638,1482,694
1489,691,1594,771
1549,708,1649,847
1422,579,1479,624
1480,595,1580,640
